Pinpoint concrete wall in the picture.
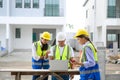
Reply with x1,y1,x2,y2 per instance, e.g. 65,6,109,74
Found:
95,0,107,26
9,26,14,52
0,0,65,17
10,25,63,51
9,0,65,17
10,0,44,17
60,0,66,16
0,17,65,25
84,0,120,47
0,0,7,16
84,0,96,42
0,0,66,52
0,25,6,48
13,26,32,49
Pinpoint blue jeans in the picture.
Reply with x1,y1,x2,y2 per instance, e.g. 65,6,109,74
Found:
32,58,49,80
52,75,69,80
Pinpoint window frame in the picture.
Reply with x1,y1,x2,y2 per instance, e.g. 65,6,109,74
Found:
107,34,116,41
15,0,22,8
0,0,3,8
45,0,59,16
107,0,119,18
33,0,39,8
15,28,21,39
24,0,31,8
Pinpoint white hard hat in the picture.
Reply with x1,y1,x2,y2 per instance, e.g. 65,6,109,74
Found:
57,32,66,41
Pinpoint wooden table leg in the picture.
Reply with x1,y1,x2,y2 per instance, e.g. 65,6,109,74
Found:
52,73,64,80
36,73,50,80
15,72,21,80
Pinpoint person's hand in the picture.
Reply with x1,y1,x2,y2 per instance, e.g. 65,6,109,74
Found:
44,50,50,59
46,50,50,55
72,60,80,65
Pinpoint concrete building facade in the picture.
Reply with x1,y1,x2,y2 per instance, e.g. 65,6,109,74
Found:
83,0,120,48
0,0,66,53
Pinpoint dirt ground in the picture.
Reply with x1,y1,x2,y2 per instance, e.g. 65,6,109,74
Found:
0,52,80,80
0,52,120,80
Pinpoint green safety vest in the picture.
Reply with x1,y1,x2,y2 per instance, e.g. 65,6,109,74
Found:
53,45,70,68
34,41,47,56
81,43,98,62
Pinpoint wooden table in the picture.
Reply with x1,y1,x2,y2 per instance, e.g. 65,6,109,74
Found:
0,69,80,80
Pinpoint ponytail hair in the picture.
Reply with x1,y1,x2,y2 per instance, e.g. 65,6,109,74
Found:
77,35,97,52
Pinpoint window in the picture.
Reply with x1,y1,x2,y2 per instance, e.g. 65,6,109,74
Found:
0,0,3,8
16,0,22,8
33,0,39,8
45,0,59,16
107,0,120,18
107,0,116,18
15,28,21,38
24,0,31,8
107,34,116,41
108,0,116,6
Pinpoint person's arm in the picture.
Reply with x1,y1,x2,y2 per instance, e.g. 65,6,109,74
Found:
69,47,75,69
48,46,54,60
32,43,40,61
83,47,96,68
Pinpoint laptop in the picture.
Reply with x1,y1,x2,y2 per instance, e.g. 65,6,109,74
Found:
49,60,68,71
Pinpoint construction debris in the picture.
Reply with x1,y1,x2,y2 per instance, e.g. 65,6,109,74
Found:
106,53,120,64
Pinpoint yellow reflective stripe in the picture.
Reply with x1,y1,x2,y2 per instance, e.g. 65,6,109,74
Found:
81,43,98,62
80,69,99,74
87,43,98,61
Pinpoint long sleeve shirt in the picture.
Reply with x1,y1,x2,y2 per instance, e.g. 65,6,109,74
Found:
32,43,40,61
82,41,96,68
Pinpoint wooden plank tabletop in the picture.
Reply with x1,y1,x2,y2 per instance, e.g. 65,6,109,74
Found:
0,69,79,72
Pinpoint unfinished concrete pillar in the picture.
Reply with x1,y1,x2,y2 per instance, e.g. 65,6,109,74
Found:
97,47,106,80
0,41,1,51
113,42,118,54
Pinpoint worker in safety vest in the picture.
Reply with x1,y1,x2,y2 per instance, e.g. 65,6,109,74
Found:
32,31,51,80
73,29,101,80
49,32,74,80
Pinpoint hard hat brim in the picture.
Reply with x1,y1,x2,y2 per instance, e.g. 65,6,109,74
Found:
58,39,66,41
42,36,51,40
74,34,79,39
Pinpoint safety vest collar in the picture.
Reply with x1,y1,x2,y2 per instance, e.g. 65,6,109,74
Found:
54,45,70,60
